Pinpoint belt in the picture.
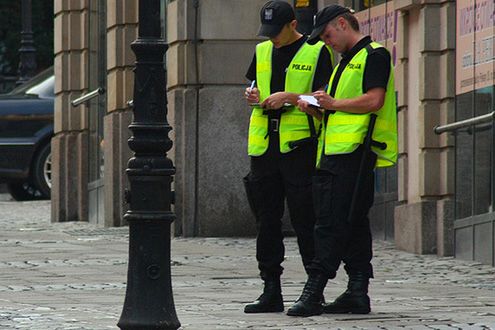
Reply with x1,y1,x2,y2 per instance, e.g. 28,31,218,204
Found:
263,109,286,134
269,118,279,132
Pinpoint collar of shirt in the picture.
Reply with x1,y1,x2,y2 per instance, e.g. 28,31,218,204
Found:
273,35,307,54
341,35,372,61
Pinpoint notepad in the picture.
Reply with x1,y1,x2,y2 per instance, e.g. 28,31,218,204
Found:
298,95,320,107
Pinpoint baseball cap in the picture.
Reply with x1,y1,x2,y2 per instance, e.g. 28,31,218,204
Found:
307,5,352,44
257,1,296,38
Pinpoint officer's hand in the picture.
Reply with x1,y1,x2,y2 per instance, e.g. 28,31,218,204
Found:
298,99,323,120
313,90,335,110
297,99,311,113
245,87,259,104
261,92,287,109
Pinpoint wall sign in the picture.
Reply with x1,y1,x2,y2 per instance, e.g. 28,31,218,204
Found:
456,0,494,95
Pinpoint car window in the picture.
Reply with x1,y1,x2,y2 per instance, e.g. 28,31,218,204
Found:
8,67,53,95
25,76,55,99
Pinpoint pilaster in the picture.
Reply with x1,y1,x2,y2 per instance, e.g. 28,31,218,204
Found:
52,3,90,223
104,0,137,227
167,0,262,236
393,0,456,256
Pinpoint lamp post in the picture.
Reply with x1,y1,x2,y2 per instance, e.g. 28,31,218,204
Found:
17,0,37,85
117,1,180,329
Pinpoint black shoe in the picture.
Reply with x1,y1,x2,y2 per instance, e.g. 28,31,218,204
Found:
244,279,284,313
287,272,327,317
323,272,370,314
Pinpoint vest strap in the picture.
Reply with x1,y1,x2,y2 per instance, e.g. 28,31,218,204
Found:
307,114,316,138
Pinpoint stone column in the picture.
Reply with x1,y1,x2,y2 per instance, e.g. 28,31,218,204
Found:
52,1,90,222
103,0,137,227
394,0,456,256
167,0,262,236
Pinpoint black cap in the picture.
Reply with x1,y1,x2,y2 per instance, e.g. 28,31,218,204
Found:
307,5,352,44
257,1,295,38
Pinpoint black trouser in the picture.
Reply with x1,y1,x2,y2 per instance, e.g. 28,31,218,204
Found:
308,146,377,279
244,132,317,280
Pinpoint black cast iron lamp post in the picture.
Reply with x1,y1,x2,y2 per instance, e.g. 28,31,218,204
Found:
17,0,37,85
117,1,180,329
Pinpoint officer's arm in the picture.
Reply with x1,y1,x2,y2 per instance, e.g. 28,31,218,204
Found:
334,87,385,113
313,87,385,114
261,92,300,109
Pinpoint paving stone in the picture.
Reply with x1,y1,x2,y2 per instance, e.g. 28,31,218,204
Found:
1,196,495,329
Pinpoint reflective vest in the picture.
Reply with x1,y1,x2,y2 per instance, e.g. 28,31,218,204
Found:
248,40,330,156
319,42,397,168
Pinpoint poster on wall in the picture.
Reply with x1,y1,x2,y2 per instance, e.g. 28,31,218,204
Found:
456,0,495,95
354,2,398,96
354,2,397,66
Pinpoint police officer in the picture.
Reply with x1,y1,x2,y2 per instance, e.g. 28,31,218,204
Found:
243,0,333,313
287,5,398,317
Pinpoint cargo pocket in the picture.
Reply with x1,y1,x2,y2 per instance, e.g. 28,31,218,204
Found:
243,173,259,216
312,170,335,223
243,172,284,221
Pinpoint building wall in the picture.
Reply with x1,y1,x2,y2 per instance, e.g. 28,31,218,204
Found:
53,0,459,257
167,0,261,236
53,1,136,226
394,0,456,256
52,1,90,223
103,0,137,227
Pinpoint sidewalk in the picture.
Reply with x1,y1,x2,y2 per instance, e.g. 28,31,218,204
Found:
1,198,495,329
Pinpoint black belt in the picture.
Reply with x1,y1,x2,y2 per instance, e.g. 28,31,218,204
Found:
269,118,279,132
263,109,286,137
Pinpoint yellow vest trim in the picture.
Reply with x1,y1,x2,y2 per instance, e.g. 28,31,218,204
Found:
329,115,396,133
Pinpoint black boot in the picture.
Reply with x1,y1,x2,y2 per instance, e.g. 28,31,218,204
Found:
244,279,284,313
286,272,327,317
323,272,370,314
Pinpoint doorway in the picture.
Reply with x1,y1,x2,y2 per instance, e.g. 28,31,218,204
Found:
87,0,107,225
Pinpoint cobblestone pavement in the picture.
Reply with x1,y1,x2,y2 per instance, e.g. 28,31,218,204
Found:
1,197,495,329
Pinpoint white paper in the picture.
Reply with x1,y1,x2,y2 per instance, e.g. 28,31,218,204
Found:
298,95,320,107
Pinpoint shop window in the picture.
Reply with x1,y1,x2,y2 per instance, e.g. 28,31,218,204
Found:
474,87,494,215
455,91,475,219
454,0,495,219
455,87,495,218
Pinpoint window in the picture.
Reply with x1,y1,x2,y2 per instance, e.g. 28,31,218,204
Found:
352,0,389,11
455,0,495,219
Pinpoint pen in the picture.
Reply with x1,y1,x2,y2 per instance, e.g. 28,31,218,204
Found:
249,80,256,92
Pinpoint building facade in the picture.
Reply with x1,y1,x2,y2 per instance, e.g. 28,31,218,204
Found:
53,0,495,265
53,0,136,226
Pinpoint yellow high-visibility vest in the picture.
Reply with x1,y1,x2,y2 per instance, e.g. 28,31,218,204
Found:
320,42,397,168
248,40,331,156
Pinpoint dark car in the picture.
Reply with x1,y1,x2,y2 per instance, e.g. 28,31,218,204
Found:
0,67,53,200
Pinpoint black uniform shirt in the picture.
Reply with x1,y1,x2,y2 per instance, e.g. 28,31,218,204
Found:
245,36,333,94
329,35,391,97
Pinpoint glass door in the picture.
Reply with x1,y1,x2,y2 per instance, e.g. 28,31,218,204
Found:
453,0,495,265
87,0,106,225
